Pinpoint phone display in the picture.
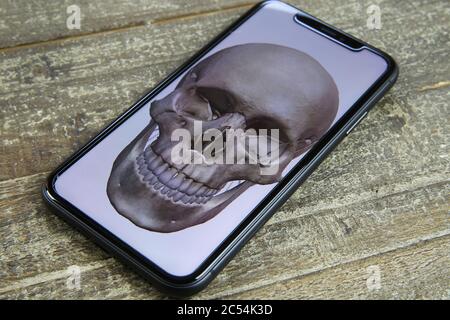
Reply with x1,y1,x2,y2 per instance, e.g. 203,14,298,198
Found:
47,1,395,285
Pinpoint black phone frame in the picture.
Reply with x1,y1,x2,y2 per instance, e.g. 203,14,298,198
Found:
43,0,399,296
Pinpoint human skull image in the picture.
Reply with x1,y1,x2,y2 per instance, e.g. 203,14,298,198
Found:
107,43,338,233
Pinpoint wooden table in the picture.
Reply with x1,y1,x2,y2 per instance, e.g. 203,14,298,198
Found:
0,0,449,299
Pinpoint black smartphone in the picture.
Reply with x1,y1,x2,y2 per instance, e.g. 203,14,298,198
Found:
42,1,398,296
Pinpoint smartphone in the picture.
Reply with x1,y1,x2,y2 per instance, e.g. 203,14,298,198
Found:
42,0,398,296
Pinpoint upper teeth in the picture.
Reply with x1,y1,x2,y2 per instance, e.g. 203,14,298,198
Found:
144,125,159,150
137,125,244,205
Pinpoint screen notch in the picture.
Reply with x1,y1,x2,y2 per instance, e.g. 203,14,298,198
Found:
294,13,363,51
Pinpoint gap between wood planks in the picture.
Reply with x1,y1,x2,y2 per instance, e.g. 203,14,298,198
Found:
0,259,110,295
0,2,255,54
418,81,450,92
151,2,255,25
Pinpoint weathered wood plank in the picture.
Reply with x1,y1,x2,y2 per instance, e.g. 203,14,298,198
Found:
0,0,253,49
1,229,448,299
0,0,449,299
3,0,439,49
224,235,450,300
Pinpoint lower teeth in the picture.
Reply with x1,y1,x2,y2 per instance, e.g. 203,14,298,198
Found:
139,125,244,203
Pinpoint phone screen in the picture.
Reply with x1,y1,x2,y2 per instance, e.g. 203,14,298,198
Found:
53,2,389,277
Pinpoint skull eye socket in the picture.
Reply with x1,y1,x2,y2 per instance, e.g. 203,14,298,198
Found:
245,117,289,144
197,88,235,119
197,93,221,120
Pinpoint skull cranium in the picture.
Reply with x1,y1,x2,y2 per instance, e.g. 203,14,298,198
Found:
107,43,338,232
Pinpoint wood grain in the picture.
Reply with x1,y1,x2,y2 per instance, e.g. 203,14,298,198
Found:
0,0,449,299
0,0,254,49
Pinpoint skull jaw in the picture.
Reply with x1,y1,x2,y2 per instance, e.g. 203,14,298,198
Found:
106,122,251,233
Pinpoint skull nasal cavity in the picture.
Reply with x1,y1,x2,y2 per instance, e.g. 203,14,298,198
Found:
176,89,213,120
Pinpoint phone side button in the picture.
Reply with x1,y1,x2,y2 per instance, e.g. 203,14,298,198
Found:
346,111,368,135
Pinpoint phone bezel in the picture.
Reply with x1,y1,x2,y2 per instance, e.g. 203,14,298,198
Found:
43,0,398,288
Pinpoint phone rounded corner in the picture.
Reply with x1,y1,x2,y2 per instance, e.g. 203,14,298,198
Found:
376,49,400,85
143,269,217,298
257,0,280,8
389,58,400,84
42,171,59,202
